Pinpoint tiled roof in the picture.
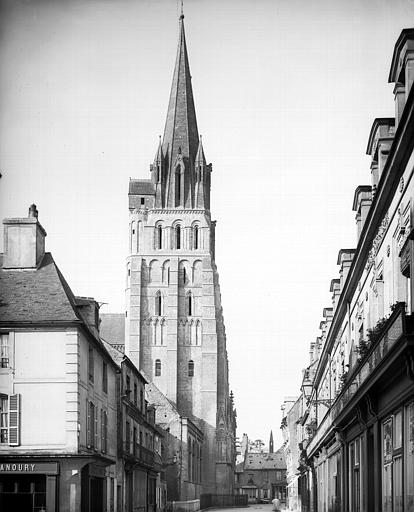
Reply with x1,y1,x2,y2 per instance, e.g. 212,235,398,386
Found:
100,313,125,345
129,179,155,196
101,339,125,367
0,253,80,324
244,450,286,470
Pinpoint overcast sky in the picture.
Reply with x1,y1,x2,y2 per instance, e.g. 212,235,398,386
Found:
1,0,413,448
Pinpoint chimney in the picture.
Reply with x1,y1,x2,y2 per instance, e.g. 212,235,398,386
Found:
330,278,341,311
389,29,414,127
337,249,355,290
352,186,372,240
366,119,395,187
75,297,100,336
3,204,46,269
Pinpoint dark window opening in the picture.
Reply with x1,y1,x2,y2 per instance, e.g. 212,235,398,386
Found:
175,170,181,206
176,226,181,249
188,360,194,377
157,226,162,249
155,292,162,316
155,359,161,377
194,226,199,249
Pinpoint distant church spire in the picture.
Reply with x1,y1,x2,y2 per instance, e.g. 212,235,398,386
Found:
269,430,274,453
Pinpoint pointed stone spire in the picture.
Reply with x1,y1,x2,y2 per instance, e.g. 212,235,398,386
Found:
151,135,164,206
162,11,199,207
195,135,206,166
269,430,274,453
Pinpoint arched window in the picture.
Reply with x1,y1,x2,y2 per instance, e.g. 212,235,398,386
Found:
176,225,181,249
193,226,199,250
130,221,136,253
155,291,162,316
186,292,193,316
137,221,141,252
196,320,202,346
157,225,162,250
175,169,181,206
188,360,194,377
155,359,161,377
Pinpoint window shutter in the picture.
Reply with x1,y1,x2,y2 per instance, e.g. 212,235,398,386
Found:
8,394,20,446
94,405,98,449
87,400,91,447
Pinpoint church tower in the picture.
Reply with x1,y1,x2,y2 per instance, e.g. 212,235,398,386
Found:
125,11,235,495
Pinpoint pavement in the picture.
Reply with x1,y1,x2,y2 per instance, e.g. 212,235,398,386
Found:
208,504,285,512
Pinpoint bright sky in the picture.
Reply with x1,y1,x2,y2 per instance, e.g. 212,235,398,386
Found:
1,0,413,448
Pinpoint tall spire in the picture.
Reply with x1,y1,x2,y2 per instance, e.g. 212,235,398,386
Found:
269,430,274,453
162,11,199,178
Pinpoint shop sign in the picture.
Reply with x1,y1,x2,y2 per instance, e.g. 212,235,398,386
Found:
0,462,59,474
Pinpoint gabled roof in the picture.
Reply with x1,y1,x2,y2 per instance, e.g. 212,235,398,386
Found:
244,450,286,470
0,252,80,324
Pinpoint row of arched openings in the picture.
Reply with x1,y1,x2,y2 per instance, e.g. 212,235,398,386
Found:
155,224,200,250
154,359,194,377
154,291,195,316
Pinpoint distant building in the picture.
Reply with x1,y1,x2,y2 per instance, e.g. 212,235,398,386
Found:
236,449,287,504
0,206,118,512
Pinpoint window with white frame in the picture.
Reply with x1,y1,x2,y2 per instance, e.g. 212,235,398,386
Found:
0,334,9,368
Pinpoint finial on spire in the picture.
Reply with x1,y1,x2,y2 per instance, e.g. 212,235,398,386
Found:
180,0,184,20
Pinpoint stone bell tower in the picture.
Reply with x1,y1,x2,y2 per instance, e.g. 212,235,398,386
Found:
124,11,235,495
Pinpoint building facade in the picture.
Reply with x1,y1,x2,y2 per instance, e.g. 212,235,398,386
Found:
124,12,236,496
0,206,118,512
103,342,165,512
235,450,287,504
283,28,414,512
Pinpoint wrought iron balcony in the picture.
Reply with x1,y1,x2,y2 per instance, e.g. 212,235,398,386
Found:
123,442,155,467
332,302,407,421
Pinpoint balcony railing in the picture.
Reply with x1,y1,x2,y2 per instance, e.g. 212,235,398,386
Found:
307,303,407,456
331,303,405,421
123,442,155,466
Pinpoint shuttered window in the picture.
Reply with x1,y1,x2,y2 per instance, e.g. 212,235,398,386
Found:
8,394,20,446
87,401,96,449
88,347,94,383
101,409,108,453
102,361,108,394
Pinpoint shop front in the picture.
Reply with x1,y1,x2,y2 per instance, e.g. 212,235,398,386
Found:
0,461,58,512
